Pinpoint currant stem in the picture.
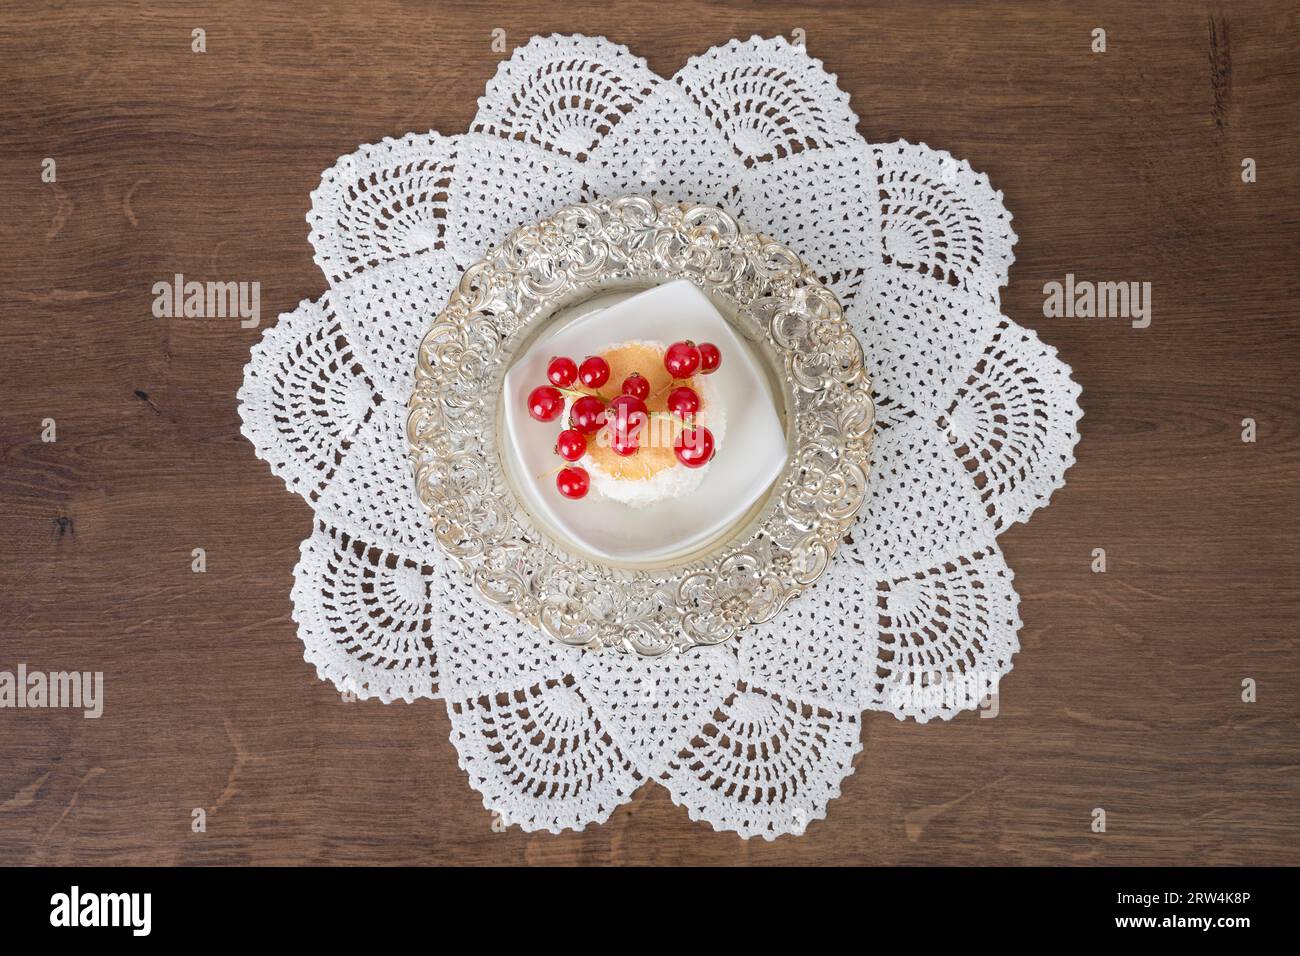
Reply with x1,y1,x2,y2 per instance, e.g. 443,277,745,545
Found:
556,385,597,400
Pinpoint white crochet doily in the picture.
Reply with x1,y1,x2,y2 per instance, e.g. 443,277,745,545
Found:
238,34,1081,839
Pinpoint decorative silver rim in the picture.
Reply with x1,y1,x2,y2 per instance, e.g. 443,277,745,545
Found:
408,197,874,655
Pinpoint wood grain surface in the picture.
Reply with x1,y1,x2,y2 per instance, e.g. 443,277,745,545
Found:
1,0,1297,866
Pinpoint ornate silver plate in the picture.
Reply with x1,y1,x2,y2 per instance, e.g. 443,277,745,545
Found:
408,197,874,655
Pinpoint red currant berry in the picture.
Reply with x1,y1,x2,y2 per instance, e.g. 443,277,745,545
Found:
621,372,650,401
697,342,721,374
527,385,564,422
664,340,702,378
569,394,607,434
547,356,578,388
555,428,587,462
607,393,648,423
666,386,701,419
609,426,640,457
673,425,715,468
606,393,647,451
578,355,610,389
556,466,590,499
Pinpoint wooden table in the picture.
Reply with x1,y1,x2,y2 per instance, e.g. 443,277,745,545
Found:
2,0,1297,866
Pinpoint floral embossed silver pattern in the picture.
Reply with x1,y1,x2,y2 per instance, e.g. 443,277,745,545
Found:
407,197,875,655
